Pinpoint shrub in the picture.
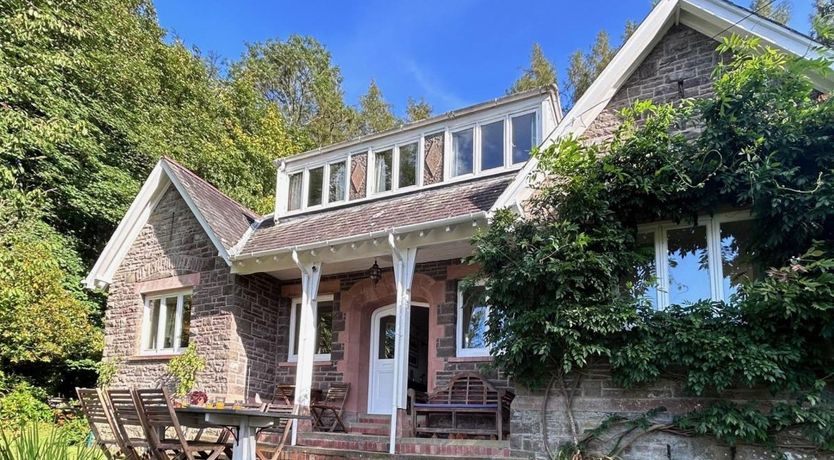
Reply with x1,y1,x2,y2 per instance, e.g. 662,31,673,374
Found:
0,384,50,429
167,344,205,396
0,423,102,460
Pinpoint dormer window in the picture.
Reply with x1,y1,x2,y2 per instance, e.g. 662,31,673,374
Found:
288,172,303,212
398,142,418,188
512,112,536,164
480,120,504,171
307,166,324,207
374,148,393,193
451,128,474,177
328,161,347,203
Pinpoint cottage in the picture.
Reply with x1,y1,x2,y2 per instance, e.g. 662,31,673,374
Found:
85,0,834,458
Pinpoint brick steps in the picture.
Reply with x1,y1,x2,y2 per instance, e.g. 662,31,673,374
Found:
293,432,532,458
346,422,389,436
281,444,532,459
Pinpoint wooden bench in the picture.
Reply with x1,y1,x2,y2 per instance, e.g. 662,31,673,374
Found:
410,372,514,440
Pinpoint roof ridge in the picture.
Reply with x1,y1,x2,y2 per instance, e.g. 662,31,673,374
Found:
161,156,261,219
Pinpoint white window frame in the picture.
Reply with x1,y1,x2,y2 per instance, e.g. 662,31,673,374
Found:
448,125,476,179
456,283,491,358
638,211,753,310
477,116,507,173
509,110,539,165
140,290,192,355
286,171,304,212
287,293,334,362
325,159,349,205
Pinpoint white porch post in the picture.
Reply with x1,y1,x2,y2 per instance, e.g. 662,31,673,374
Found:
387,233,417,454
290,250,321,446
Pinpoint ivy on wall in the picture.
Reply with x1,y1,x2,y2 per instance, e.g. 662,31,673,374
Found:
471,36,834,457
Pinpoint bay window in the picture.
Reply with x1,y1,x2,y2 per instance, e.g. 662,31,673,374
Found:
288,294,334,361
141,291,192,354
456,284,490,357
630,213,757,309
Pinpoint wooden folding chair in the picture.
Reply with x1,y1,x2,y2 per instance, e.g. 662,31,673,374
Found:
76,387,140,460
106,389,154,458
253,403,293,460
134,388,228,460
310,383,350,432
273,385,295,406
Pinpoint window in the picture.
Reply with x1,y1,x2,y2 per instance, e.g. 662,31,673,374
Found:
398,142,418,188
375,148,393,193
328,161,347,203
456,284,490,357
288,295,334,361
629,213,757,309
287,172,302,212
511,112,536,164
307,167,324,207
451,128,474,177
141,291,192,354
480,120,504,171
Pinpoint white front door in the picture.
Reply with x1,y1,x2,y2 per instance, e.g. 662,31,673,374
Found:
368,305,396,414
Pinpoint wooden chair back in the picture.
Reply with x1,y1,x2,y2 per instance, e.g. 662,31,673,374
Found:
429,372,500,405
134,387,194,460
76,388,129,460
273,384,295,406
321,383,350,409
106,388,151,452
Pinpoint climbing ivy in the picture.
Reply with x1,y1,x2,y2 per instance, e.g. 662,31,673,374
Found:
471,35,834,456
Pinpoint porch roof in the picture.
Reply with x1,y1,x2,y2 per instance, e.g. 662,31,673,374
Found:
233,173,513,259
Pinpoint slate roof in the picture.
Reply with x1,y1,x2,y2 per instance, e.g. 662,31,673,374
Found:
162,157,259,251
237,173,514,256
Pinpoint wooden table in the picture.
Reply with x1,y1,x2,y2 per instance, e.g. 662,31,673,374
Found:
176,406,308,460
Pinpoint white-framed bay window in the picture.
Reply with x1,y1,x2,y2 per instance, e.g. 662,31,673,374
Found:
371,139,420,195
140,290,192,355
628,212,759,310
449,110,538,179
288,294,334,362
456,283,491,358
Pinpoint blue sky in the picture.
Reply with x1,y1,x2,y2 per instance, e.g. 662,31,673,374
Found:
155,0,814,116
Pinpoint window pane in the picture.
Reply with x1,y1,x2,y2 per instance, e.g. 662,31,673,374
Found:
329,162,346,203
378,315,396,359
627,232,658,308
307,167,324,206
316,301,333,355
461,286,489,349
452,128,474,176
511,113,536,164
667,226,711,305
162,297,177,349
375,149,393,192
180,295,191,349
481,120,504,170
720,220,758,301
288,173,302,211
146,299,161,350
398,142,418,188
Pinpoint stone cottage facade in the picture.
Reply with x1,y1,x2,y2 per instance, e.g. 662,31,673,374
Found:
86,0,833,458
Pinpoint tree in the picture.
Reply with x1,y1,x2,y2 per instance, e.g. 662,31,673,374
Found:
508,43,557,94
567,31,617,104
813,0,834,48
750,0,791,24
232,35,355,148
405,97,433,122
356,80,399,135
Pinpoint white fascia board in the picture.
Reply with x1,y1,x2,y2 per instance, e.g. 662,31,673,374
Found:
84,162,171,289
491,0,680,212
159,161,232,265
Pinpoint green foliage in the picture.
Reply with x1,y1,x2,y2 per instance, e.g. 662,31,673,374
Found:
95,358,120,389
0,384,51,430
0,424,102,460
57,416,91,446
749,0,791,25
167,344,205,397
405,97,433,123
508,43,557,95
472,35,834,451
357,80,399,136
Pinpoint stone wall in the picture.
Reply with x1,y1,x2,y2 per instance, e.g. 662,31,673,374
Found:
103,187,282,401
509,24,831,460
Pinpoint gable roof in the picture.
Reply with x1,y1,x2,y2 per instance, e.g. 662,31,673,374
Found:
493,0,834,212
84,157,259,289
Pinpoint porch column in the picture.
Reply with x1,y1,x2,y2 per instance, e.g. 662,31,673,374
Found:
290,250,321,446
388,233,417,454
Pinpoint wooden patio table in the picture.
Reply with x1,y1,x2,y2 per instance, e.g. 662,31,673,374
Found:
175,406,309,460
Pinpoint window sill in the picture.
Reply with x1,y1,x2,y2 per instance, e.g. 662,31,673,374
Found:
279,361,334,367
127,353,181,362
449,355,493,363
